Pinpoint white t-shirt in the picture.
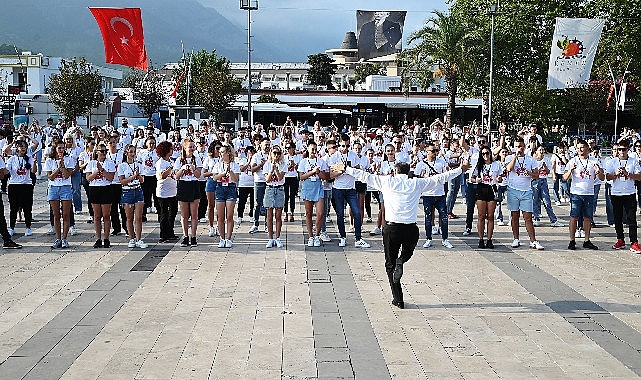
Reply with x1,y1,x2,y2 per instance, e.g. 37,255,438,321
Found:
551,153,566,174
85,159,116,187
606,156,641,196
535,157,552,179
136,149,159,176
173,155,203,182
263,160,289,187
474,161,503,186
415,159,447,196
298,157,329,183
106,150,124,185
505,155,537,191
284,154,301,178
213,160,241,185
155,158,177,198
6,155,33,185
117,160,142,187
327,150,360,189
237,157,254,188
44,156,75,187
250,151,269,183
567,156,600,196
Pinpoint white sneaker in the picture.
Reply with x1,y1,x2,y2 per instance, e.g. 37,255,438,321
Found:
574,230,581,238
423,239,432,248
338,237,347,247
218,239,226,248
7,228,14,236
236,217,243,225
199,218,207,223
249,225,259,234
214,226,219,236
275,238,283,248
47,225,54,235
533,219,542,227
550,220,565,227
355,239,370,248
24,228,32,236
266,239,275,248
320,232,332,242
128,239,136,248
462,228,471,236
136,240,148,249
307,237,315,247
313,236,321,247
579,229,585,238
61,239,69,248
432,226,440,235
74,210,82,215
225,239,233,248
442,239,454,249
511,239,520,248
366,217,373,223
497,220,505,226
209,227,216,237
69,226,77,236
529,240,545,250
349,226,355,233
369,227,382,236
554,201,562,206
264,225,268,233
151,206,157,213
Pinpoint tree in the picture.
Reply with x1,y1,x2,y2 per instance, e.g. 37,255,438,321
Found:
400,10,477,128
47,57,103,122
306,53,336,89
257,94,279,103
123,67,165,119
354,63,385,83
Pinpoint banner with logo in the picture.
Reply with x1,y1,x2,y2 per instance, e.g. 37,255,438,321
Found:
547,18,604,90
357,10,407,61
89,7,148,70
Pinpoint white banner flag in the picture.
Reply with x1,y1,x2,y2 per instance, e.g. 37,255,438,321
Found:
547,18,605,90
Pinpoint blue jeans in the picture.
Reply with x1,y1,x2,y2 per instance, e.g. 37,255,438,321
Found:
593,183,601,216
553,176,569,202
253,182,266,226
496,186,507,222
332,188,362,240
321,189,332,233
71,170,82,212
604,183,615,225
422,195,448,240
446,173,462,215
36,150,43,176
465,183,477,230
532,178,557,223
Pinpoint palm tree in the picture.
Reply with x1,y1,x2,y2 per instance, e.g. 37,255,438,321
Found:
400,10,475,129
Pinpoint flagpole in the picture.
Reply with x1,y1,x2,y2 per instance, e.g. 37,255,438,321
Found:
186,50,192,108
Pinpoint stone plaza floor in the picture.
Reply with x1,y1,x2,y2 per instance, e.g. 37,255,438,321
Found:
0,178,640,379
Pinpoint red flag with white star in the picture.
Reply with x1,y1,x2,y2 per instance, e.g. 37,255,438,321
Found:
89,7,148,70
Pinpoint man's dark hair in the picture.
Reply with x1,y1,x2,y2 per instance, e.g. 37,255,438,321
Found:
394,162,410,175
576,138,588,146
340,133,350,142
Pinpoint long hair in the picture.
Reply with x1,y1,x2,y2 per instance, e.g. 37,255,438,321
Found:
48,141,66,159
180,138,196,166
475,147,494,177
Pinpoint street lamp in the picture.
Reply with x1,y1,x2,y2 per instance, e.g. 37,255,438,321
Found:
240,0,258,129
487,4,498,136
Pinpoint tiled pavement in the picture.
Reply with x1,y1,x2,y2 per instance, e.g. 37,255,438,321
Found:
0,179,640,379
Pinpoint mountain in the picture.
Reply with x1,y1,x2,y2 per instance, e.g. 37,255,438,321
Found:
0,0,283,67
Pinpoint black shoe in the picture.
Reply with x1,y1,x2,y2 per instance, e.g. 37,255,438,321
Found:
181,237,190,247
190,237,197,246
392,258,403,283
486,239,494,249
103,239,111,248
158,238,166,243
111,230,121,236
392,300,405,309
3,240,22,249
478,239,485,249
583,240,599,250
568,240,576,250
166,235,180,242
93,239,102,248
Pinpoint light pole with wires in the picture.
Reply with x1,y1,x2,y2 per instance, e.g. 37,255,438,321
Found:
487,4,498,136
240,0,258,129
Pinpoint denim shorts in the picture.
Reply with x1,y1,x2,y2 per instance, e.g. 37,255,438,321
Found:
121,187,144,205
205,177,218,193
570,193,594,219
48,185,72,201
215,182,238,202
300,178,323,202
506,187,533,213
264,185,285,208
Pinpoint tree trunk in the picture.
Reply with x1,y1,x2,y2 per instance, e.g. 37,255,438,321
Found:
445,73,457,130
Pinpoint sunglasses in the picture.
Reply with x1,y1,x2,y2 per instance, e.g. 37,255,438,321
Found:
618,148,628,151
328,146,337,150
427,149,439,153
339,144,349,147
97,149,107,153
482,152,491,155
272,151,282,155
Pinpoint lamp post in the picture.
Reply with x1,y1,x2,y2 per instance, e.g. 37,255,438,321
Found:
487,4,498,136
286,71,290,91
240,0,258,129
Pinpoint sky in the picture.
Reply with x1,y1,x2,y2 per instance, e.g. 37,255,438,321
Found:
197,0,450,61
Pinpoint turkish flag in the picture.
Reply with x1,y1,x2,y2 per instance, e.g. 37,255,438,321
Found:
89,7,148,70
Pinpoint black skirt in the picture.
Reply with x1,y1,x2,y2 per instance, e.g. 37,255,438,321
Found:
476,183,496,202
89,185,114,205
177,180,201,202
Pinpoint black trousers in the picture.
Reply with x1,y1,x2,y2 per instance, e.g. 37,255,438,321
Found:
157,196,178,239
110,184,127,234
383,223,419,303
612,194,638,243
8,184,33,229
237,186,254,218
465,183,478,230
284,176,299,214
142,175,158,217
0,193,12,242
197,181,207,219
81,173,94,217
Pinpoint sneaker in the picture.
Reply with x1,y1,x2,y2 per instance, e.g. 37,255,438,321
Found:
630,242,641,253
423,239,433,248
151,207,157,213
236,217,243,225
225,239,233,248
568,240,576,250
366,217,373,223
497,220,505,226
533,219,541,227
355,239,371,248
7,228,14,236
47,226,55,235
190,237,197,246
609,224,616,228
348,226,355,233
74,210,83,215
578,229,585,238
369,227,382,236
550,220,565,227
448,213,458,219
219,239,226,248
432,226,440,235
338,237,347,247
61,239,69,248
51,239,62,249
289,214,294,222
529,241,544,250
442,239,453,249
69,226,77,236
554,201,562,206
103,239,111,248
462,228,471,236
213,227,219,236
275,238,283,248
136,240,148,249
320,232,332,242
307,237,315,247
24,228,32,236
612,239,626,250
248,225,259,234
93,239,102,248
199,218,207,223
582,240,598,250
209,227,216,237
181,236,190,247
264,225,268,233
266,239,275,248
128,239,136,248
485,239,494,249
574,230,581,238
478,239,486,249
313,236,321,247
511,239,520,248
3,240,22,249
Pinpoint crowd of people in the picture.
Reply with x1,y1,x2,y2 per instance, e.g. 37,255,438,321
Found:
1,116,640,257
